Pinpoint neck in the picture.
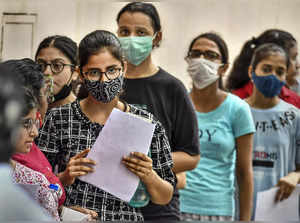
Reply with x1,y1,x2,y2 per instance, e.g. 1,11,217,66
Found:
49,92,76,109
126,56,158,79
247,86,280,109
80,95,126,125
191,82,226,113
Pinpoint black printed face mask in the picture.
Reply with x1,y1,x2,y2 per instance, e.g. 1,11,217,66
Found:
83,74,124,103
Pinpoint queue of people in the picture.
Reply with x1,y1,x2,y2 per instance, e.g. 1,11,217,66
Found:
1,1,300,222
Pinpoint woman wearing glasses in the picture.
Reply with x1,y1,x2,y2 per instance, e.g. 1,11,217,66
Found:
36,30,176,221
35,35,78,112
10,87,61,220
179,32,255,221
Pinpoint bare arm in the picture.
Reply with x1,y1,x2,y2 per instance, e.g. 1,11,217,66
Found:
176,172,186,189
275,165,300,202
171,151,200,173
236,133,254,221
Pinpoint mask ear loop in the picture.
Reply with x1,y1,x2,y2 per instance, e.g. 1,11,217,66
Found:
152,32,159,48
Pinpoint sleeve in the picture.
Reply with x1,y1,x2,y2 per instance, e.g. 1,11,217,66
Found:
150,120,177,189
232,100,256,138
35,111,59,168
172,82,200,155
295,109,300,165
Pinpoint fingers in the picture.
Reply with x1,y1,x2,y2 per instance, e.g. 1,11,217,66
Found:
122,152,152,168
122,152,153,179
73,148,91,159
275,181,295,202
69,157,96,166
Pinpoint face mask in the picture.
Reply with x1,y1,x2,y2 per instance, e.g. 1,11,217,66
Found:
53,84,72,103
84,74,124,103
186,57,222,89
119,34,156,66
252,71,285,98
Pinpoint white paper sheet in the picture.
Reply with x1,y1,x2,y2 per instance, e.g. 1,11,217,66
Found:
60,207,89,221
80,108,155,202
255,185,300,221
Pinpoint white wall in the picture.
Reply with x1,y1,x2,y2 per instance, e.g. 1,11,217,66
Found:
0,0,299,88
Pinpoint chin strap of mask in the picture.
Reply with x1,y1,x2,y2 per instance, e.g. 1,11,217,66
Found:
52,72,74,103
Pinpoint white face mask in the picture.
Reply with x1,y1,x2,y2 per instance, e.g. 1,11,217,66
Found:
186,57,222,89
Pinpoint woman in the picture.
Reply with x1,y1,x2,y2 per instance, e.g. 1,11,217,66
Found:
245,43,300,219
10,58,97,219
179,32,255,221
35,35,78,114
226,29,300,108
10,87,60,221
116,2,200,220
36,30,176,221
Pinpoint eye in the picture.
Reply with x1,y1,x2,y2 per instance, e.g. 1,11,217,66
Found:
276,68,285,76
88,69,101,77
262,65,272,74
119,28,130,37
205,51,220,60
52,62,64,72
137,30,147,36
106,67,117,75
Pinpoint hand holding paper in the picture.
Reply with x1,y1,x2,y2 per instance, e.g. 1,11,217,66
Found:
80,108,156,202
122,151,155,185
60,148,96,186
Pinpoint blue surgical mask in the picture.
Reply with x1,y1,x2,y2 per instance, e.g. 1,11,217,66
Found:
252,71,285,98
119,34,156,66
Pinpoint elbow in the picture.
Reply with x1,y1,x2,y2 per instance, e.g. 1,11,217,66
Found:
236,167,253,183
189,155,200,170
151,188,173,205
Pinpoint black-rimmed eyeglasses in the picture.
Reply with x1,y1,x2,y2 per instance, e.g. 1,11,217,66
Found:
37,60,75,74
81,67,122,81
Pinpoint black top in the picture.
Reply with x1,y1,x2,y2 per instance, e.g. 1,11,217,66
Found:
36,100,176,221
120,67,200,220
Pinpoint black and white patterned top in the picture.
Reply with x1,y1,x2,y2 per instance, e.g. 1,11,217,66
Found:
36,100,175,221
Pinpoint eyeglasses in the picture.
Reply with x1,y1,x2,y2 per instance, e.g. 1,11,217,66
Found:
20,118,40,133
37,60,74,74
187,50,221,61
81,67,122,81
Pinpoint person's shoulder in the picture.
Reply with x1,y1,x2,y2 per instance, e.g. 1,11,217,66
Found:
129,104,156,123
279,99,299,111
227,93,250,108
46,100,76,117
156,67,187,90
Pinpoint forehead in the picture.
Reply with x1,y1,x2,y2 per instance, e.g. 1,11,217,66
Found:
84,49,121,69
36,47,70,62
191,38,220,53
257,53,287,68
118,11,154,31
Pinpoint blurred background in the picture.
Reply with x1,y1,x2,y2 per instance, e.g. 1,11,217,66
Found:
0,0,298,88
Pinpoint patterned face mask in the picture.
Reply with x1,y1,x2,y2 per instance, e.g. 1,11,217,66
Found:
83,74,124,103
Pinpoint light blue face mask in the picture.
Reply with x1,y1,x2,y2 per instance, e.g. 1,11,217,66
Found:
119,34,156,66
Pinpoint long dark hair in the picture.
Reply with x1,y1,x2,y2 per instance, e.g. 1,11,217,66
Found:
226,29,296,90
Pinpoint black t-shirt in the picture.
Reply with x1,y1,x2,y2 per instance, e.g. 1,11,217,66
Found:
120,68,200,220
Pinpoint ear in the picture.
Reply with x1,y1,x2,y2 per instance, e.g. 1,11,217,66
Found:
218,63,229,77
71,67,79,81
76,67,84,82
248,65,253,80
153,31,162,48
